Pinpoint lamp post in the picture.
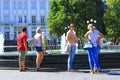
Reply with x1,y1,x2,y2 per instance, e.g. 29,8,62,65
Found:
86,18,97,24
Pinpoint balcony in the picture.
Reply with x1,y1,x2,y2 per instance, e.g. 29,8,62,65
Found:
0,21,46,26
13,23,28,26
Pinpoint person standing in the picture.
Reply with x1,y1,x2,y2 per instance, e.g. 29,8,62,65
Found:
42,32,47,54
17,27,28,71
66,23,77,71
93,26,103,71
34,28,43,71
84,24,100,74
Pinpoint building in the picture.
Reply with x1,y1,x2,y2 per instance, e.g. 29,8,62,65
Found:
0,0,50,41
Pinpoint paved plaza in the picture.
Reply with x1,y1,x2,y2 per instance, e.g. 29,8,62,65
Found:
0,67,120,80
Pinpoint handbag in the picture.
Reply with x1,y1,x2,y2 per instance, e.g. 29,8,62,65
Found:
83,41,93,50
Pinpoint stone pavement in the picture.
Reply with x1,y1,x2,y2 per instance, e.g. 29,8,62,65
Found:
0,67,120,80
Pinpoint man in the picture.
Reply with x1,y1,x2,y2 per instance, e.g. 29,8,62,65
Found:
66,23,77,71
17,27,28,71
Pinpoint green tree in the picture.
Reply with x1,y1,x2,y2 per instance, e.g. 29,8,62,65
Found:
104,0,120,41
47,0,105,38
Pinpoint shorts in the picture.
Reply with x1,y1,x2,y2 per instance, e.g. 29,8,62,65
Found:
35,46,43,53
18,50,26,61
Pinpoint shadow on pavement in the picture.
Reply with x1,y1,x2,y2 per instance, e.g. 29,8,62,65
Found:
98,69,120,76
29,68,66,72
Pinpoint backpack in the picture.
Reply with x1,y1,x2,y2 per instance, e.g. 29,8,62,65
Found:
31,38,36,47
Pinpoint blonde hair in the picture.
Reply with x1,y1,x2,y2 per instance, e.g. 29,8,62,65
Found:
36,27,41,33
87,24,93,30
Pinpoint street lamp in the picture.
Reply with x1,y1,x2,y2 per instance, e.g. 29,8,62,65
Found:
86,18,97,24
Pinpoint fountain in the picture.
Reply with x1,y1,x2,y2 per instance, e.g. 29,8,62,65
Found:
60,33,78,54
0,32,4,54
0,35,119,68
61,33,67,53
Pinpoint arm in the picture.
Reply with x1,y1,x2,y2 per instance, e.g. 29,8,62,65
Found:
84,32,90,41
39,35,42,46
96,32,103,45
66,31,70,41
23,35,28,53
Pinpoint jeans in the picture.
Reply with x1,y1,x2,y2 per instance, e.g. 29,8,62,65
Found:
67,45,76,70
97,45,101,58
87,47,100,70
95,45,101,69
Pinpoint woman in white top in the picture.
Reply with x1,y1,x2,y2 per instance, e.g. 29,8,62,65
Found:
34,28,43,71
84,24,100,74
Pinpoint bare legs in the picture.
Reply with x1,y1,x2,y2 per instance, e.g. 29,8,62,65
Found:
36,52,43,70
19,61,25,71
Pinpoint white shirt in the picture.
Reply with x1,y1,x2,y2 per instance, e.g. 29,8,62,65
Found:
87,29,99,47
34,33,42,47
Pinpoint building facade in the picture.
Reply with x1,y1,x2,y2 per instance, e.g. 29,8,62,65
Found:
0,0,50,40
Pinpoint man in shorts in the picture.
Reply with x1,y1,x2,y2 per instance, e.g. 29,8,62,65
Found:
17,27,28,71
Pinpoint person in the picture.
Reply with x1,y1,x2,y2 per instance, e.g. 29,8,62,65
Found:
34,28,43,71
17,27,28,72
66,23,77,71
84,24,101,74
42,32,47,54
93,26,103,71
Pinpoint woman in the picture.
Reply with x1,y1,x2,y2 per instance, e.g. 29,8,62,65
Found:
34,28,43,71
66,23,77,71
42,32,47,54
84,24,100,74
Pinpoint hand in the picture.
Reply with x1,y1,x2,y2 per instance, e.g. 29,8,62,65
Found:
25,49,28,54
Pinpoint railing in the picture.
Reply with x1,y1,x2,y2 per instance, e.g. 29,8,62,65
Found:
27,39,61,51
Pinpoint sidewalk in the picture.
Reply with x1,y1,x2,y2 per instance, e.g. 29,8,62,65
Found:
0,67,120,80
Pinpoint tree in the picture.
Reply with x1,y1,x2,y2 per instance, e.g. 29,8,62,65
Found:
47,0,105,38
104,0,120,41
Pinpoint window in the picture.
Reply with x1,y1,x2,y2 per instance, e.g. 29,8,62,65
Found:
32,16,36,23
31,2,36,9
18,16,22,23
14,16,16,23
40,16,45,25
18,2,22,9
4,16,9,23
40,2,45,9
24,16,27,23
32,31,36,37
4,27,10,40
24,1,27,9
4,1,9,9
14,1,16,9
5,32,9,40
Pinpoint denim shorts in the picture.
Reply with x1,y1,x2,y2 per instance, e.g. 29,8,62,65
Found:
35,46,43,53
